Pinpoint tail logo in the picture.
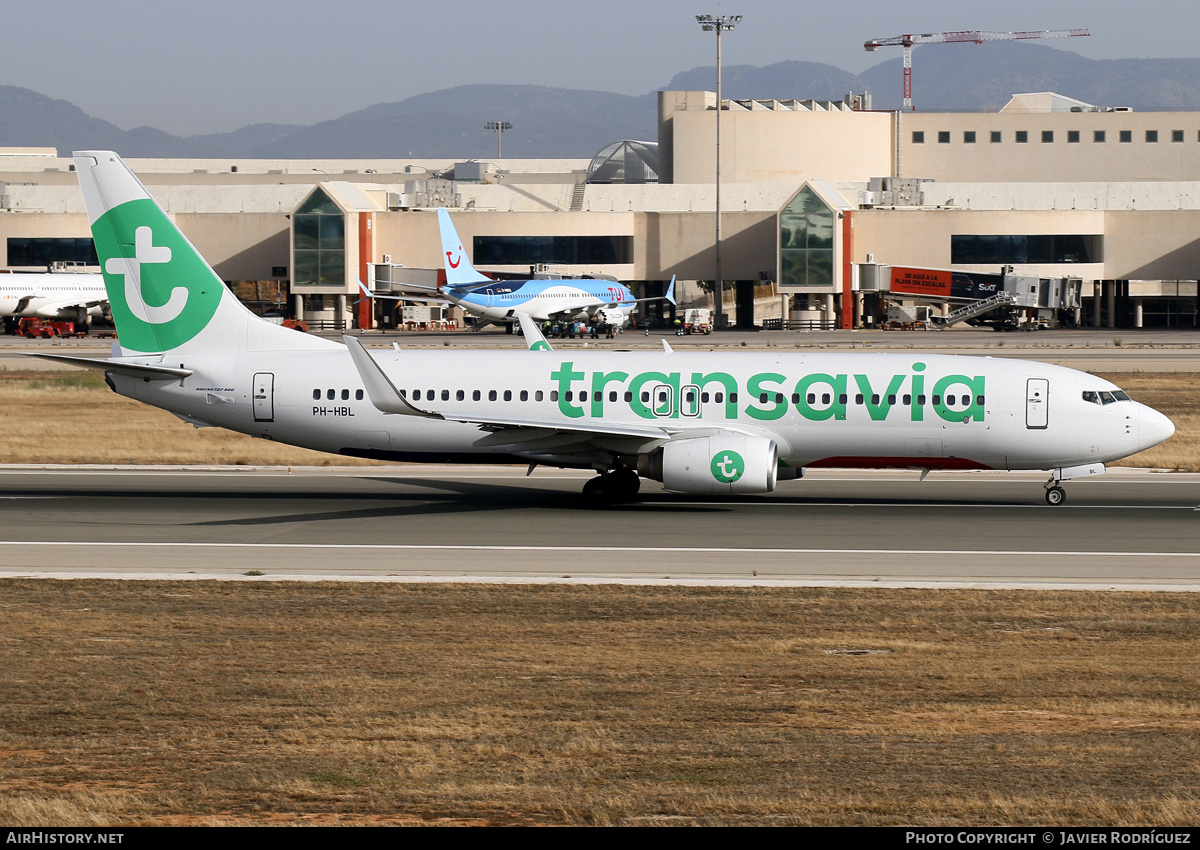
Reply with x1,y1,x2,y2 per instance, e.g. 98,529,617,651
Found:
105,226,187,324
446,246,463,269
93,198,223,351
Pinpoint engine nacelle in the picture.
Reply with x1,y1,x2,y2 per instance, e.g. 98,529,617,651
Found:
653,434,778,495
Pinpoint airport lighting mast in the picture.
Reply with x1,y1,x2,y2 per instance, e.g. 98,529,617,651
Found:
696,13,740,328
485,121,512,158
863,28,1090,111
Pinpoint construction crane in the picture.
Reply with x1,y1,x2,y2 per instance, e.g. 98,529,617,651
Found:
864,29,1090,111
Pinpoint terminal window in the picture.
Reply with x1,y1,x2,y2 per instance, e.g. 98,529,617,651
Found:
1068,131,1080,143
990,131,1001,143
1173,130,1185,142
963,131,976,144
6,238,98,267
1015,131,1028,143
1146,130,1159,143
1120,130,1132,143
937,131,950,144
1042,131,1054,143
1094,130,1106,143
951,234,1103,265
780,186,834,289
473,235,632,265
293,188,344,287
912,131,925,144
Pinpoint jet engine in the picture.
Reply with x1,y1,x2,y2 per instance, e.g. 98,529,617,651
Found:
641,433,778,495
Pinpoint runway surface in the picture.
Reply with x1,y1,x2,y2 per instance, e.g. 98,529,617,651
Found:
0,466,1197,590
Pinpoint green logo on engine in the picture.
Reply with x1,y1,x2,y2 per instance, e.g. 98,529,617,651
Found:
91,198,222,351
711,450,744,483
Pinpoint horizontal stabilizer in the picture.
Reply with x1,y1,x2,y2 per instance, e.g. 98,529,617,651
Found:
25,352,192,380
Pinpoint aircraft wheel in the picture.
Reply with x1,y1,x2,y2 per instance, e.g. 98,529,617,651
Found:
1045,486,1066,506
611,469,641,499
582,476,616,507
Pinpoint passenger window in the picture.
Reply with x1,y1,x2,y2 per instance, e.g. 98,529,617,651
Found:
473,390,481,401
917,394,926,405
887,394,896,405
535,390,543,401
520,390,528,401
624,391,633,402
806,393,816,404
356,390,364,400
313,389,320,400
641,391,650,402
855,394,864,405
822,393,831,404
595,391,603,402
976,395,985,406
550,391,558,401
489,390,497,401
457,390,465,401
341,389,349,400
327,389,335,400
839,394,848,404
947,395,956,406
759,393,769,404
775,393,784,404
932,395,941,405
902,394,911,405
441,390,450,401
609,391,618,402
715,392,724,403
702,392,710,403
730,393,738,403
871,394,880,405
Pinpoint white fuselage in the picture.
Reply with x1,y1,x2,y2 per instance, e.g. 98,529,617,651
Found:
0,273,108,319
110,348,1170,473
449,283,634,325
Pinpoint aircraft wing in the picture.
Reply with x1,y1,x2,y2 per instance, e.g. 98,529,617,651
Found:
357,279,449,305
601,276,676,310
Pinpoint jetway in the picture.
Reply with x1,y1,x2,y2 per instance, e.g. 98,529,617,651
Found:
857,263,1081,329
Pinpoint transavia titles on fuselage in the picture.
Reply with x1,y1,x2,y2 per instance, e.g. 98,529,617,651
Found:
33,151,1174,506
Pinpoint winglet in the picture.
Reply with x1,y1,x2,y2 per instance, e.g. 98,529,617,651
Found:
342,335,441,418
662,339,674,354
517,312,553,351
665,275,677,306
436,207,491,287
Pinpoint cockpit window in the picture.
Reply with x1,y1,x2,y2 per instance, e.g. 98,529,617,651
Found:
1083,389,1131,405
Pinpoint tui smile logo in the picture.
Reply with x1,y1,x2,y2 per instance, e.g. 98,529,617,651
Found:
710,450,744,484
92,199,222,351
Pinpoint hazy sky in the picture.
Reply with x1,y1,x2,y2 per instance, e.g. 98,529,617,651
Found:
8,0,1196,136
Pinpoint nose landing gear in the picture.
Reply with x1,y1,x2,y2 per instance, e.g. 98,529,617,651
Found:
1044,484,1066,506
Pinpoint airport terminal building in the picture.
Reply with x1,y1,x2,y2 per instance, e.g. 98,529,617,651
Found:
3,88,1199,329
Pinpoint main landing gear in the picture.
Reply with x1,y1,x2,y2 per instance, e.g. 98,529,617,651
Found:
582,469,641,507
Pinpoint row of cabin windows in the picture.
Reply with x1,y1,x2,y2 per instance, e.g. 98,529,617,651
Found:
398,388,984,407
916,130,1190,144
314,388,365,401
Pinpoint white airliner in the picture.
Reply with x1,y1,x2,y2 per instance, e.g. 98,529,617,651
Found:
358,208,675,331
0,271,108,325
34,151,1174,506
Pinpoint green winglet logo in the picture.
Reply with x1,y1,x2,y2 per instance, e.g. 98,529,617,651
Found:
92,198,222,351
529,340,552,351
710,450,745,484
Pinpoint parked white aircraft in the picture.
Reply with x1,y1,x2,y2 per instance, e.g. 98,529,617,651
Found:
0,271,108,325
35,151,1174,505
357,208,675,331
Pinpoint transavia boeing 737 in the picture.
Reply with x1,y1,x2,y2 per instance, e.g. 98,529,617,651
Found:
35,152,1175,506
357,207,675,330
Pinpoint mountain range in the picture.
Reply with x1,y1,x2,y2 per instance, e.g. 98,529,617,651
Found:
7,42,1200,160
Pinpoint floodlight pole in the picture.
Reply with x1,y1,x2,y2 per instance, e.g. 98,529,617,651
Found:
696,14,739,327
485,121,512,158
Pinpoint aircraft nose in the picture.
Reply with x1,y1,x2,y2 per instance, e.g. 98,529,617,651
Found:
1138,404,1175,452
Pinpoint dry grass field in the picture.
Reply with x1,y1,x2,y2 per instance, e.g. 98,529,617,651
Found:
0,582,1197,826
2,368,1198,826
0,369,1195,469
